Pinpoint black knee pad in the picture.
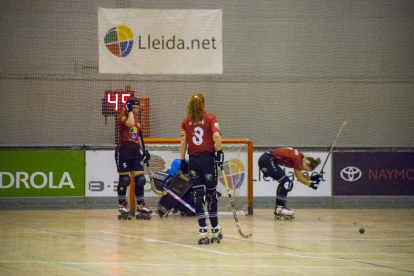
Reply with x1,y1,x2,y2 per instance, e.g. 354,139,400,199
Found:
134,174,146,188
282,179,294,192
206,188,218,209
119,174,131,188
193,185,205,206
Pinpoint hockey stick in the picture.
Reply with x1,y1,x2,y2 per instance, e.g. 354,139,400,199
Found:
139,130,166,196
319,121,347,176
220,166,252,238
164,187,196,214
162,174,211,219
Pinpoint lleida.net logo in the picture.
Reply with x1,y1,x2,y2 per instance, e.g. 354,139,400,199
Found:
219,159,245,190
104,25,133,57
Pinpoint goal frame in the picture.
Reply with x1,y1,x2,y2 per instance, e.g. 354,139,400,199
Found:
129,138,253,216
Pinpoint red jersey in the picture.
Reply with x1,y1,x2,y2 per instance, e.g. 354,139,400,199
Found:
181,113,220,155
269,148,304,171
117,111,141,150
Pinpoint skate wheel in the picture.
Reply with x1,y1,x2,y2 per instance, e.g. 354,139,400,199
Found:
219,233,223,239
285,216,291,221
217,237,221,243
122,216,127,220
210,238,214,243
198,239,202,245
205,239,210,245
275,216,282,221
118,215,122,220
127,216,132,220
143,216,147,220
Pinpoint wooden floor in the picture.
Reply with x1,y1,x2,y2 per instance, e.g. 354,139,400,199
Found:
0,209,413,276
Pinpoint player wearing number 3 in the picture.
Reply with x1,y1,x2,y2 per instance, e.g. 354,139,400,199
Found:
180,94,223,244
115,97,152,220
258,148,321,220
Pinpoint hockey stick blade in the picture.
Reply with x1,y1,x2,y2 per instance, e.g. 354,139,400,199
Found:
221,167,252,238
146,166,166,196
139,130,166,196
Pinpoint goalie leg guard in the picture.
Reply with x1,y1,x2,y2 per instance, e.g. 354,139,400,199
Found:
206,188,218,228
117,174,130,204
134,174,146,204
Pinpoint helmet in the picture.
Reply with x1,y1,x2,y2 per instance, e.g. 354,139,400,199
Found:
126,96,140,106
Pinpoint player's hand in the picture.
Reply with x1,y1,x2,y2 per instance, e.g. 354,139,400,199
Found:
309,180,320,190
180,159,188,174
142,150,150,164
216,150,224,167
125,103,133,113
310,174,322,182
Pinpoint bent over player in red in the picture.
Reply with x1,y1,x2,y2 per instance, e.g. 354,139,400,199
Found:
115,97,151,220
180,94,224,244
258,148,321,220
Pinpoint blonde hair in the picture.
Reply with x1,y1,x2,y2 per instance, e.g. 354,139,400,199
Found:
187,94,205,124
305,157,321,171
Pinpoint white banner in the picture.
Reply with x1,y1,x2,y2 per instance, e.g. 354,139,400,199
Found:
253,151,332,197
98,8,222,74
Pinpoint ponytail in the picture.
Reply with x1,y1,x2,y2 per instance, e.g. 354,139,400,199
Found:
187,94,205,123
306,157,321,171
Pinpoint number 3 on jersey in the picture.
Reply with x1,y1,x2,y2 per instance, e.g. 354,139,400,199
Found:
192,127,204,145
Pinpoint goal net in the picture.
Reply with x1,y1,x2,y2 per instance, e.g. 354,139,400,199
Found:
128,138,253,215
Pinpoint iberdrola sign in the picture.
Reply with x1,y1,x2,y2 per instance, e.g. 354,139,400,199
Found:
0,151,85,197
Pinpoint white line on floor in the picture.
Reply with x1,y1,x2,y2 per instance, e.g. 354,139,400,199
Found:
99,230,229,255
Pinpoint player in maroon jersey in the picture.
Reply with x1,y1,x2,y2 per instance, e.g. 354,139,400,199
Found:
180,94,223,244
258,148,321,219
115,97,151,220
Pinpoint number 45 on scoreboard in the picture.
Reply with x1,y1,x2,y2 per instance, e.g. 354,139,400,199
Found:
101,86,134,116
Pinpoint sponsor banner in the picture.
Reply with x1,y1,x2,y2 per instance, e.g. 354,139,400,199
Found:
253,151,331,197
0,151,85,197
98,8,222,74
86,150,247,197
333,152,414,196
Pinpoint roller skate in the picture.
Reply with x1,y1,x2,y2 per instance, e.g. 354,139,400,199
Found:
210,225,223,244
198,226,210,245
274,205,295,221
118,202,132,220
136,202,152,220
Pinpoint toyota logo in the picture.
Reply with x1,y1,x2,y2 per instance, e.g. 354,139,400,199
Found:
340,167,362,181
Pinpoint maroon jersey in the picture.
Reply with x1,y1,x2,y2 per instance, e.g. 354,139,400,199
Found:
117,111,141,150
269,148,304,171
181,113,220,155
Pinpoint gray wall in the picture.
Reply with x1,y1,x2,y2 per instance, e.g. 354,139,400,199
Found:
1,0,413,147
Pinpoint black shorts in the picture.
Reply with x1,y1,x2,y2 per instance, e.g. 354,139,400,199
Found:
189,153,217,189
115,148,144,173
258,152,287,182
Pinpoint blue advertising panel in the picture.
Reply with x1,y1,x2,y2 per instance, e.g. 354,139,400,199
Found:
333,152,414,196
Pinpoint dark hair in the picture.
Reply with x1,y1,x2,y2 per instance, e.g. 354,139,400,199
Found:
187,94,205,123
305,157,321,171
126,96,140,106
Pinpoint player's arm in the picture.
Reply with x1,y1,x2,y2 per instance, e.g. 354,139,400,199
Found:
180,134,187,160
294,169,311,186
125,111,135,127
213,132,222,151
179,133,189,174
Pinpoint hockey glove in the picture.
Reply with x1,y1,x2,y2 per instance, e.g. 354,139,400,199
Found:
309,180,320,190
310,174,322,182
216,150,224,167
180,159,188,174
125,103,133,113
142,150,150,164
